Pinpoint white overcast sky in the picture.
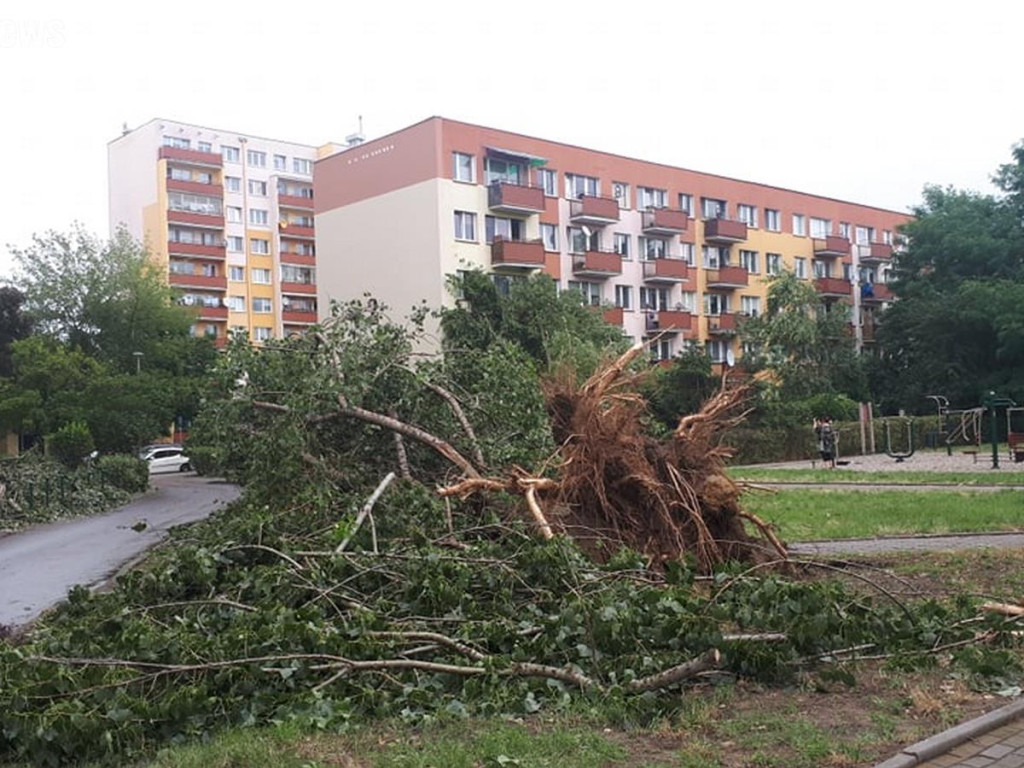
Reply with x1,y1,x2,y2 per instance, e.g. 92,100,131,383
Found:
1,0,1021,278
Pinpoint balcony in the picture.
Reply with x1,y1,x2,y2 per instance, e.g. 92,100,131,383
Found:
169,273,227,290
572,250,622,278
860,282,894,303
168,208,224,229
158,146,223,167
283,310,318,325
702,218,748,244
279,223,315,239
861,322,877,343
280,281,317,295
641,208,689,236
858,242,894,264
642,258,691,283
488,182,545,215
568,196,620,226
198,305,229,321
813,236,851,258
277,193,315,210
280,251,317,266
705,266,749,288
815,277,852,298
645,310,694,335
602,306,624,326
490,238,545,268
707,313,739,335
167,241,226,259
166,178,224,197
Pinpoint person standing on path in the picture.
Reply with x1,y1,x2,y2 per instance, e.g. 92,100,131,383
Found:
814,416,837,469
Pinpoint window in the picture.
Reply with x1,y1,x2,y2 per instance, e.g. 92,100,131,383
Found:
199,263,218,277
540,223,558,252
614,285,633,310
843,263,854,281
249,208,268,225
703,293,730,316
613,233,630,258
813,260,830,278
613,182,630,210
567,226,599,254
163,136,190,149
253,327,272,342
229,266,245,281
222,146,240,163
281,265,315,284
839,222,851,239
197,141,212,153
765,209,781,232
292,158,312,175
225,206,242,223
639,236,666,260
252,297,272,313
485,216,524,244
855,226,870,245
168,167,191,181
640,287,668,311
765,253,781,275
247,150,266,167
649,339,672,361
248,180,267,196
226,295,245,312
701,197,727,219
537,168,557,196
792,214,806,236
453,152,475,183
250,239,270,256
882,229,892,245
702,245,729,269
678,291,696,311
168,192,221,215
565,173,599,199
810,217,831,238
229,325,247,336
225,237,242,253
706,340,728,364
739,250,758,273
251,268,272,285
794,257,807,278
567,281,602,306
678,193,693,215
169,259,192,275
737,204,758,228
453,211,477,241
679,242,696,266
225,176,241,193
637,187,667,210
484,157,526,185
740,296,762,317
273,154,287,170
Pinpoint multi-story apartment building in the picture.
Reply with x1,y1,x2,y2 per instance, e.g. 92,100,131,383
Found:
314,117,911,362
109,119,345,345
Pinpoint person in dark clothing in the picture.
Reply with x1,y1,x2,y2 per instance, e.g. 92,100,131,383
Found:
814,416,837,468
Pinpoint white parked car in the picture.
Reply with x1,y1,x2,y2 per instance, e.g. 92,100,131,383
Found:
142,446,192,474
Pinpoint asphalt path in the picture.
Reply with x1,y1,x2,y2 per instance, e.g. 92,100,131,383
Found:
751,481,1024,492
0,473,240,628
791,531,1024,556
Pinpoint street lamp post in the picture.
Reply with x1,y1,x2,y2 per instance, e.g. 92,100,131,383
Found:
133,351,144,374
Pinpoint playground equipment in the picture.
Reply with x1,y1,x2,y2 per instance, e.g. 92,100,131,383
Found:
883,417,916,462
1007,406,1024,463
983,392,1017,469
926,394,983,455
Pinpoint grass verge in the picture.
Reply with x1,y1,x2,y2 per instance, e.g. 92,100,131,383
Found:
741,488,1024,541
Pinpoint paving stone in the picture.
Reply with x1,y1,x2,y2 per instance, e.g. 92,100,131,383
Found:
984,745,1018,759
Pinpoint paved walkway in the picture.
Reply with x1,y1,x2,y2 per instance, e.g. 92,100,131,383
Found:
754,481,1024,492
792,531,1024,556
918,720,1024,766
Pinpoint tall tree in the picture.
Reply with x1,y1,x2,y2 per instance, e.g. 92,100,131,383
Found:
0,286,33,377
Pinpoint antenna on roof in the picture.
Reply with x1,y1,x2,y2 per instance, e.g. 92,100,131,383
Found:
345,116,365,148
122,121,129,136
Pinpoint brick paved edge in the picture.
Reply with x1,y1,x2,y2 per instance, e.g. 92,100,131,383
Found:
871,696,1024,767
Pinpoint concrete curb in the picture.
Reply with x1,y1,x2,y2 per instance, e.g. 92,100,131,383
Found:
871,696,1024,767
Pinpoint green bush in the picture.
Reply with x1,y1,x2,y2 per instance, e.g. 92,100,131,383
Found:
48,421,95,469
96,454,149,493
186,445,220,477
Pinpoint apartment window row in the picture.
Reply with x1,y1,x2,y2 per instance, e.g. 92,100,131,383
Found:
163,137,312,175
281,265,315,284
168,191,221,216
167,166,214,184
169,228,219,246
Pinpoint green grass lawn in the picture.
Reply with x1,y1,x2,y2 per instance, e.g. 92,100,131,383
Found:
742,488,1024,541
730,467,1024,486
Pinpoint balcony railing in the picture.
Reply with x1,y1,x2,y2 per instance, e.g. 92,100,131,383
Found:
277,193,315,210
815,277,853,297
280,251,317,266
167,241,226,259
642,258,691,283
813,235,851,258
166,178,224,197
490,238,545,268
602,306,624,326
705,265,749,288
169,273,227,290
641,208,689,235
168,208,224,229
283,310,318,324
279,223,315,239
702,217,748,244
857,242,894,263
860,282,893,302
568,196,620,225
572,249,623,277
158,146,223,167
487,182,546,214
198,305,229,320
707,313,739,334
645,310,694,334
280,281,317,295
